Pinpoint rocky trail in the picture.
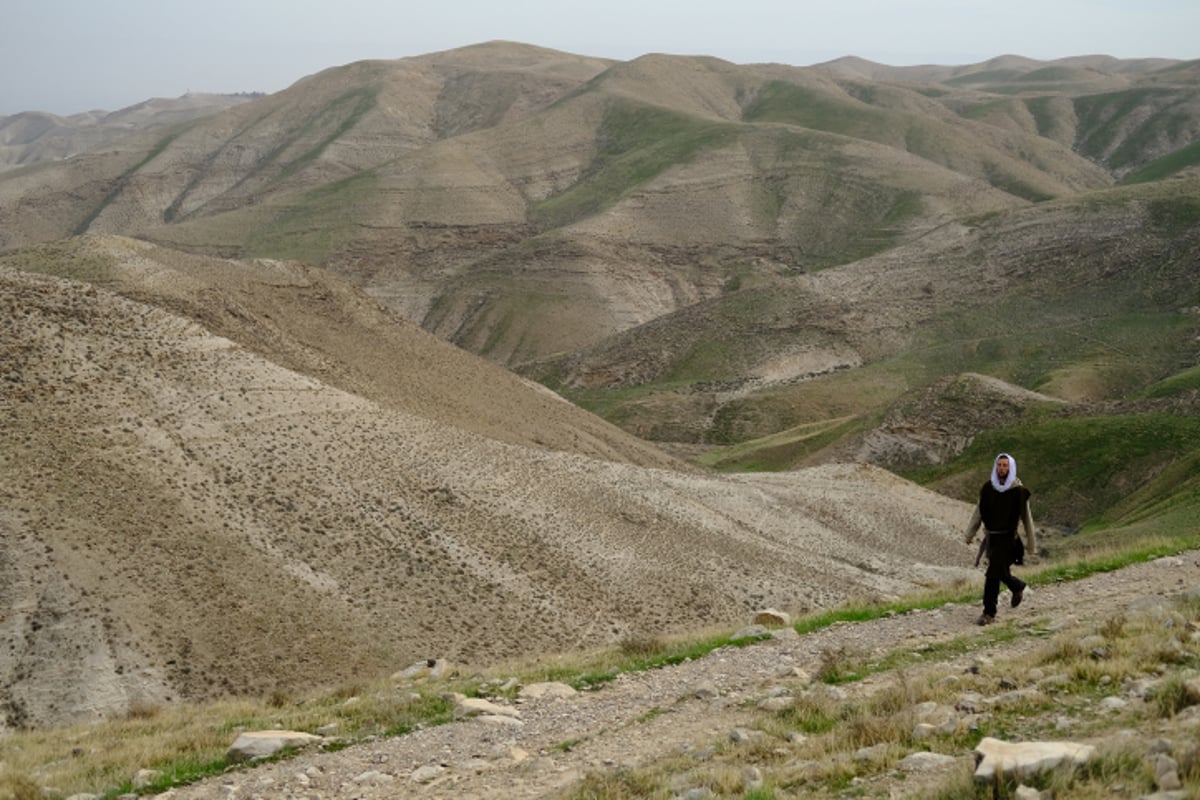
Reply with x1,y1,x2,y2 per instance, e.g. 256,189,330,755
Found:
154,550,1200,800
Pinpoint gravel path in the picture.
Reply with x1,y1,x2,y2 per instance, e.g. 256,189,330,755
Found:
158,550,1200,800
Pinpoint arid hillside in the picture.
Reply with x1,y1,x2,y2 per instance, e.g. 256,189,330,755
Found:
4,43,1195,368
0,93,259,172
0,240,975,731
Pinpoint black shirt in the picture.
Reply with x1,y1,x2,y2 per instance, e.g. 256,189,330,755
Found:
978,482,1030,533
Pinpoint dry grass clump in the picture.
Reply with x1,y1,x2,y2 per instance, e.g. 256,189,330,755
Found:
567,766,669,799
0,773,43,800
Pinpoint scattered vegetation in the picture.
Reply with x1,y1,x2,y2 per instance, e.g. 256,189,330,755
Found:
4,543,1195,799
529,99,739,229
1122,139,1200,184
243,171,381,263
555,555,1200,799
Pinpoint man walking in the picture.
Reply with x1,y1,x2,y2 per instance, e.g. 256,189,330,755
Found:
963,452,1037,625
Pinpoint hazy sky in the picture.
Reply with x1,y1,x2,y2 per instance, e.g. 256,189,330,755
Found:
3,0,1197,116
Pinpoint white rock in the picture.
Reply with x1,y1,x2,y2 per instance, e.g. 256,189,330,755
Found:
225,730,322,763
451,693,521,719
518,681,578,701
972,737,1095,782
353,770,394,784
757,696,793,712
131,769,162,789
410,765,444,783
477,714,524,727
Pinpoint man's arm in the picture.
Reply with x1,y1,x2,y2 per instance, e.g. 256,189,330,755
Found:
963,506,982,544
1021,495,1037,560
975,532,988,567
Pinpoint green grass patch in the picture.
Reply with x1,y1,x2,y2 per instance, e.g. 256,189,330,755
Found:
943,69,1025,87
1025,95,1067,139
237,87,378,194
903,412,1200,532
906,288,1197,400
1073,87,1181,165
243,170,379,264
72,126,188,235
554,630,772,691
1121,139,1200,184
529,100,739,229
743,80,891,140
699,414,868,471
1022,66,1084,82
1141,363,1200,398
1147,194,1200,235
959,98,1015,121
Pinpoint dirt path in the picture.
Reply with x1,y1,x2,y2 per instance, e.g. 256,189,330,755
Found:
159,551,1200,799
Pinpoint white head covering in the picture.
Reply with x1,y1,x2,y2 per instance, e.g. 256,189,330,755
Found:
991,452,1017,492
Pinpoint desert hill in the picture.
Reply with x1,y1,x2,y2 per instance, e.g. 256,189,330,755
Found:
0,240,974,731
5,44,1194,367
0,93,260,173
0,235,678,469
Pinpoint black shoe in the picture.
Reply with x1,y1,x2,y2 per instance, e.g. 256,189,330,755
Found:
976,614,995,626
1011,588,1024,608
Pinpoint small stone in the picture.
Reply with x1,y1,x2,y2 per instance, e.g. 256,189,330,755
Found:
410,765,444,783
353,770,394,785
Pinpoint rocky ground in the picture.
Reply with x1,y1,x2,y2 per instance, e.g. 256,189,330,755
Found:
153,550,1200,800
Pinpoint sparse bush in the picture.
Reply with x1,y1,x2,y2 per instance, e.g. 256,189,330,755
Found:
619,634,665,658
0,773,42,800
816,645,853,683
565,766,667,799
1150,674,1191,718
1099,613,1127,639
124,700,163,719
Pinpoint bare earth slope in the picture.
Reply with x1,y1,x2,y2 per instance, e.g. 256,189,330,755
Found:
3,235,680,469
1,252,975,731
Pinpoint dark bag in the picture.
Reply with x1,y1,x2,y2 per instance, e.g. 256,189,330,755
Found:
1012,534,1025,565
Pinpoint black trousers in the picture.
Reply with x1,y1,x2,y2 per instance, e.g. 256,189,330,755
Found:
983,530,1026,616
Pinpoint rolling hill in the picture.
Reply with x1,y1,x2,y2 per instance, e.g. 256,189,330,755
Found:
0,237,973,731
2,42,1200,730
7,43,1194,367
